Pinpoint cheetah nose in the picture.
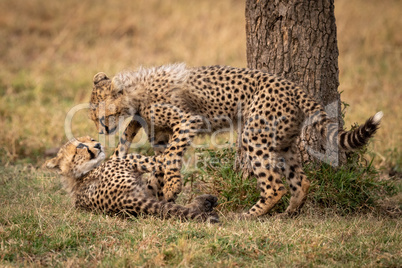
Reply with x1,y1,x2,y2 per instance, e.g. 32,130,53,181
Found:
94,143,102,150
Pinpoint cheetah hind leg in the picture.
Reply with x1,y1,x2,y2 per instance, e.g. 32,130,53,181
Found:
186,194,219,213
284,169,310,216
130,194,220,223
241,168,288,219
282,148,311,216
175,194,220,223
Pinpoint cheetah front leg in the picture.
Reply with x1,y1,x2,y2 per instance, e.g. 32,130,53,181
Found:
161,114,203,202
112,120,166,199
147,133,170,200
111,119,141,159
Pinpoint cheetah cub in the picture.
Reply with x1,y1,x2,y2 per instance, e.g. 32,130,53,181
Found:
45,136,219,222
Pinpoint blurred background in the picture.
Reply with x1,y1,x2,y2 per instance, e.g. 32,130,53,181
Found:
0,0,400,172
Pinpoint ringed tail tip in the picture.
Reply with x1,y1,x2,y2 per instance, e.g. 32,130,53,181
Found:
372,111,383,124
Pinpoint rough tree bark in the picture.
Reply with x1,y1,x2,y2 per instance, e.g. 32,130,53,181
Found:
239,0,345,175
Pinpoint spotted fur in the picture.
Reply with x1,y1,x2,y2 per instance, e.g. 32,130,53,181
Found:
45,136,219,222
89,64,382,217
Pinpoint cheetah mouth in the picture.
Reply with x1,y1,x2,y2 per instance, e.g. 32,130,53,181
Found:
90,145,105,162
97,151,106,161
92,151,106,168
96,147,106,161
76,150,106,177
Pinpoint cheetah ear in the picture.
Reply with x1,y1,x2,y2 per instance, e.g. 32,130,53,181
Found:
93,72,110,85
111,72,133,95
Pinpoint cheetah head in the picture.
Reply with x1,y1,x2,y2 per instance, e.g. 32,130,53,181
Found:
45,136,105,179
89,72,132,135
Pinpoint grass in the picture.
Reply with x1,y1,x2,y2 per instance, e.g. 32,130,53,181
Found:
1,165,401,267
0,0,401,266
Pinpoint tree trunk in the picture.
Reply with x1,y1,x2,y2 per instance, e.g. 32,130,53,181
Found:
239,0,345,175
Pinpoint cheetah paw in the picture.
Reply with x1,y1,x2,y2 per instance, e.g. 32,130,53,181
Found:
192,194,218,212
206,211,220,224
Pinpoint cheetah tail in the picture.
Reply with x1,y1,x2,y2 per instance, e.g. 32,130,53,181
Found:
296,89,383,152
336,111,383,151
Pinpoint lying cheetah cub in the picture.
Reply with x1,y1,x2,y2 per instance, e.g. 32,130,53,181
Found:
45,136,219,222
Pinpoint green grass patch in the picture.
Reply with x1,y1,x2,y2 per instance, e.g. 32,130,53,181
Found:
305,159,398,215
183,146,260,212
184,145,399,216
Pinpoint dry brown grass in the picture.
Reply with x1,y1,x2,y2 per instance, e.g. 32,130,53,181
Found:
1,165,400,266
0,0,400,169
0,1,401,265
336,0,402,170
0,0,246,162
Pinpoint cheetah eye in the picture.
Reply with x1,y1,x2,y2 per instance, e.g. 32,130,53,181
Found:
77,143,85,149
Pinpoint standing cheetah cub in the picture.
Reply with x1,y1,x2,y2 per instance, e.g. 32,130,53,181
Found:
45,136,219,222
89,64,383,218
